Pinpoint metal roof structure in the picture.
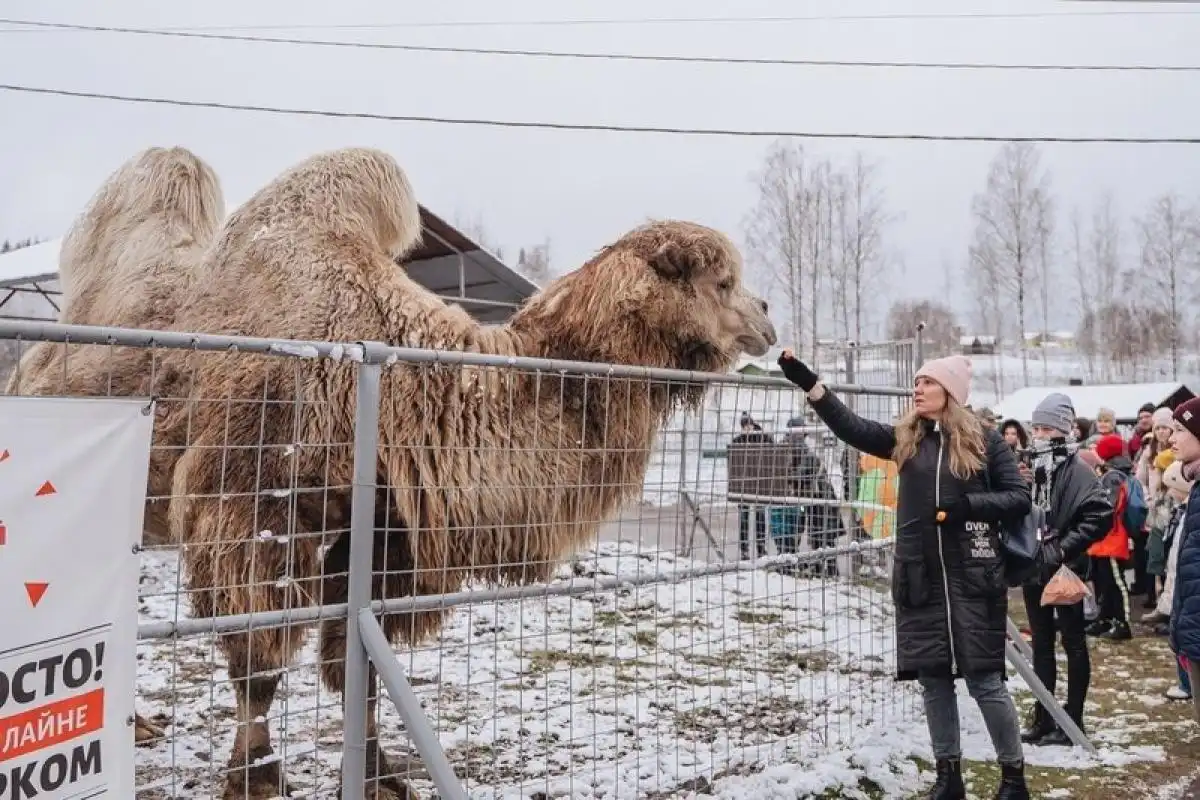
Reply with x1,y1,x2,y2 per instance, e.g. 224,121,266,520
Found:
0,205,539,325
993,381,1196,425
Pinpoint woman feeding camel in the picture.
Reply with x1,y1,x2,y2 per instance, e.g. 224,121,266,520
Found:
778,349,1032,800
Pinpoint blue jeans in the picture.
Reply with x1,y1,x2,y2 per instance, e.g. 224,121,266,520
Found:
1179,660,1193,695
919,672,1024,765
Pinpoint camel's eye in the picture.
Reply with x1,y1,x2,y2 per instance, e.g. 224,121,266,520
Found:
718,279,733,293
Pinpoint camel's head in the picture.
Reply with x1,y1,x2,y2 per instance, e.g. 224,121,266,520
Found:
513,220,777,376
631,220,778,363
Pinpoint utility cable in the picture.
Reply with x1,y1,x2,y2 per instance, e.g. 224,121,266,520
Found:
2,83,1197,144
1,18,1196,72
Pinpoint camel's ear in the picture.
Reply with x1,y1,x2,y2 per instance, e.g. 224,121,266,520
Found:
648,241,700,282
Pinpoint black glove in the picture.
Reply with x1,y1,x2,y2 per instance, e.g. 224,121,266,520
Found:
1037,537,1065,583
778,351,820,392
934,498,970,527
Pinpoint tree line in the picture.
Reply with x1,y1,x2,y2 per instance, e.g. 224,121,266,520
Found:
965,142,1199,388
741,138,1200,388
742,141,896,360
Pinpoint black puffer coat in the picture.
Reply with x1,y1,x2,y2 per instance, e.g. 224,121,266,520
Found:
810,391,1032,680
1031,449,1113,584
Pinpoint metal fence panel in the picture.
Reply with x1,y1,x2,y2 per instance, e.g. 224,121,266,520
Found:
0,320,917,799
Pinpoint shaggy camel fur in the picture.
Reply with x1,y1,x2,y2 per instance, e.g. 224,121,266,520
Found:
3,145,225,747
158,146,776,798
6,145,225,544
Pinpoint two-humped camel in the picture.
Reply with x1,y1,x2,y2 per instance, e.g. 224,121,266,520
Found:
10,146,777,798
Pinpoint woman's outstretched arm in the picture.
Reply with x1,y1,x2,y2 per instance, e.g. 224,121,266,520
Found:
778,350,896,461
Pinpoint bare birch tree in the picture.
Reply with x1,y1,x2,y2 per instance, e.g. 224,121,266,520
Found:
967,243,1007,398
969,142,1053,387
1069,208,1100,380
744,140,896,357
743,141,810,353
1032,187,1055,384
1137,193,1197,378
1090,194,1123,380
841,152,891,344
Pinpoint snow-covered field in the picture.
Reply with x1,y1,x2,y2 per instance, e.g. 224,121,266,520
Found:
129,536,1173,799
132,541,914,798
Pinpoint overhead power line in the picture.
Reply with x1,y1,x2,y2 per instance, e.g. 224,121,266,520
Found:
2,83,1197,145
5,9,1199,32
1,18,1196,71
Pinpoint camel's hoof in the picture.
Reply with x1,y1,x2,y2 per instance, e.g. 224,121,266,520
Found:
222,750,294,799
133,713,166,747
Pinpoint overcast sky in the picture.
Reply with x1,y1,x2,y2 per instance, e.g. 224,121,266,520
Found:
1,0,1198,331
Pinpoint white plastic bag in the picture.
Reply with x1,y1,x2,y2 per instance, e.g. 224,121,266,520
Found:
1041,564,1092,606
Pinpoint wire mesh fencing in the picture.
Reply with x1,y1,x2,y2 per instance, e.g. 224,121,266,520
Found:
1,319,919,799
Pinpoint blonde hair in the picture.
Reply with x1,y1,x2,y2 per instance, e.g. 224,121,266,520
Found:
893,396,987,479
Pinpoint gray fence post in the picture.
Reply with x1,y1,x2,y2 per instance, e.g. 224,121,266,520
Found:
915,322,926,366
359,609,469,800
341,353,383,799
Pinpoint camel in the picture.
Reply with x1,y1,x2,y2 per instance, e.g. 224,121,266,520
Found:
6,144,225,542
4,145,225,746
152,146,776,798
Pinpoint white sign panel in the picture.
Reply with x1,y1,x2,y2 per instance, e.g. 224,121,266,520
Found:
0,396,153,798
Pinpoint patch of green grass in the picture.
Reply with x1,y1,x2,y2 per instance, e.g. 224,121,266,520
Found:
632,630,659,649
897,588,1200,798
769,649,838,672
734,609,783,624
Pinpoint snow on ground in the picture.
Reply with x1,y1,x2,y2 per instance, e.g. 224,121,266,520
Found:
703,670,1167,800
128,544,1173,799
132,542,912,798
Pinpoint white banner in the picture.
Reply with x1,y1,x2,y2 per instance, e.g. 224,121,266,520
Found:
0,396,153,798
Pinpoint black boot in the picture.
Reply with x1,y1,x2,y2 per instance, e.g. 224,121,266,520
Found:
1098,620,1132,641
1040,705,1086,747
1020,705,1055,744
994,761,1030,799
926,758,966,800
1085,619,1111,636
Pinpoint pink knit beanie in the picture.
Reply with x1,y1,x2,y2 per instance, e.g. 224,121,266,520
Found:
914,355,972,406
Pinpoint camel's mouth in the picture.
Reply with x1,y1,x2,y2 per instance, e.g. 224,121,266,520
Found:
736,319,777,357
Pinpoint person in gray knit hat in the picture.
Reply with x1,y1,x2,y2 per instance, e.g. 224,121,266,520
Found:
1031,393,1076,438
1018,392,1115,746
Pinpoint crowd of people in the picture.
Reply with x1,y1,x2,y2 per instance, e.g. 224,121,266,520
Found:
768,347,1200,800
731,412,848,575
989,400,1200,707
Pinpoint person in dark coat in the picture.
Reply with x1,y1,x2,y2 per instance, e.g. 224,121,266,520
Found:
1168,397,1200,722
784,431,847,577
779,349,1032,800
732,413,773,559
1001,418,1029,454
1017,393,1114,747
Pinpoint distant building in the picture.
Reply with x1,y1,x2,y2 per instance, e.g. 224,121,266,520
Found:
1023,330,1076,350
959,334,997,356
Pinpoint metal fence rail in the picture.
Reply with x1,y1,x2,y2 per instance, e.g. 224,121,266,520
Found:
0,319,921,799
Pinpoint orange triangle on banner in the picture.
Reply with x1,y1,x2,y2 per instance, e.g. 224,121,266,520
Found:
0,449,9,462
25,583,48,607
35,481,56,497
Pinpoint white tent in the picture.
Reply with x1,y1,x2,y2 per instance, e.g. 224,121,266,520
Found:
993,382,1195,425
0,237,60,288
0,238,62,321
